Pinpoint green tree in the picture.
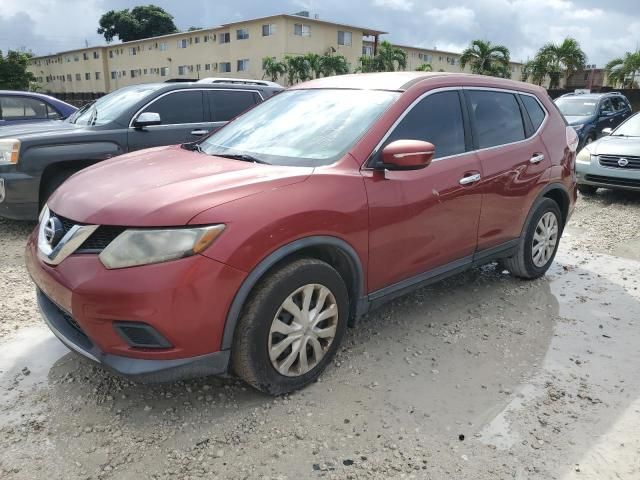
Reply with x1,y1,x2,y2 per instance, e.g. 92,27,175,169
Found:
537,38,586,88
0,50,35,90
304,53,323,79
284,55,311,85
262,57,287,82
415,63,433,72
357,41,407,72
460,40,511,78
97,5,178,43
605,51,640,88
320,52,349,77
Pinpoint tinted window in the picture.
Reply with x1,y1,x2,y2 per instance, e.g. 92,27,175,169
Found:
208,90,261,122
611,97,628,111
382,91,466,159
142,90,204,124
467,91,525,149
600,99,614,114
520,95,546,131
0,96,48,120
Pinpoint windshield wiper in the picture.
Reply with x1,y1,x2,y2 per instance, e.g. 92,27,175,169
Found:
181,141,203,153
213,153,271,165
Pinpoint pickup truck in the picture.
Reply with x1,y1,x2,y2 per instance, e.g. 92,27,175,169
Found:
0,81,282,220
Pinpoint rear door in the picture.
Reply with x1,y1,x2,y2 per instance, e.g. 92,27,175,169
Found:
127,89,211,151
206,89,263,131
465,88,551,251
611,96,631,127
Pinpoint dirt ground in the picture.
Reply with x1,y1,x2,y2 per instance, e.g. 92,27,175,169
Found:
1,190,640,480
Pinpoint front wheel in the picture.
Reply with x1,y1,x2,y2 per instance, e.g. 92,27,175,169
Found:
503,198,563,279
232,258,349,395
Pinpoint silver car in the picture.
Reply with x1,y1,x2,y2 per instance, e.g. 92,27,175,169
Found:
576,112,640,194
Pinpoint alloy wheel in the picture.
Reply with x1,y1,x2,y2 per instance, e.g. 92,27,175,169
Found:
268,284,339,377
532,212,559,267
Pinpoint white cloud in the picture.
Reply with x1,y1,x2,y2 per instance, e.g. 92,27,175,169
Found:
373,0,414,12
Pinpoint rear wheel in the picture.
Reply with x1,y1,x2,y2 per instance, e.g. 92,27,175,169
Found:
503,198,562,279
578,184,598,195
232,258,349,395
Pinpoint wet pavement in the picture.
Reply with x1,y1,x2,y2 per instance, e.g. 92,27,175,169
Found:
1,192,640,479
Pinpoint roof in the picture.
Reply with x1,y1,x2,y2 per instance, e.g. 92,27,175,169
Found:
291,72,546,93
559,92,623,99
220,14,387,36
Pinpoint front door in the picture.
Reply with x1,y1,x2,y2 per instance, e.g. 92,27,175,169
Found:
127,90,212,152
363,90,483,293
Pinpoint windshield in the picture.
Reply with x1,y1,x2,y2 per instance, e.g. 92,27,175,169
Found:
67,84,164,126
554,97,598,117
613,113,640,137
199,89,400,166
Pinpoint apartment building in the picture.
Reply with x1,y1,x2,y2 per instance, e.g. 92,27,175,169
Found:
28,12,522,94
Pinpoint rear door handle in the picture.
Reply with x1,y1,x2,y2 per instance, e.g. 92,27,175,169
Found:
459,173,481,185
190,129,209,136
530,153,545,164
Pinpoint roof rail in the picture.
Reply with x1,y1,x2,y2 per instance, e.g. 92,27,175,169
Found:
196,77,282,88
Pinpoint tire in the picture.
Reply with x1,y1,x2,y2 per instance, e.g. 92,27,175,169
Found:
578,184,598,195
40,168,77,207
503,198,563,280
232,258,349,395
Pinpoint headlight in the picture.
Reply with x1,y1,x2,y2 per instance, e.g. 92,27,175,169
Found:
572,124,584,131
99,225,225,269
0,139,20,164
576,148,592,165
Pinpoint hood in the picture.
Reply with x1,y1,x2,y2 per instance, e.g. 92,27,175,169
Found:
47,145,313,226
0,120,82,139
586,135,640,157
564,115,592,126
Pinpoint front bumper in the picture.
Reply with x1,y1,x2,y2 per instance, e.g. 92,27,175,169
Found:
0,166,40,220
577,157,640,192
25,233,247,382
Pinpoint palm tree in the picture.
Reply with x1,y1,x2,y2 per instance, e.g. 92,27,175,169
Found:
605,51,640,88
283,55,311,85
356,41,407,72
304,53,323,79
460,40,511,78
415,63,432,72
356,55,377,73
537,38,586,88
521,57,550,86
320,53,349,77
262,57,286,83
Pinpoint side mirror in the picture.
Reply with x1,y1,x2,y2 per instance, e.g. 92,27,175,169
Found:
602,127,613,136
380,140,435,170
133,112,161,128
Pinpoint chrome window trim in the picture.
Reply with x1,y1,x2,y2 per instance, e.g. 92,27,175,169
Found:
128,88,265,128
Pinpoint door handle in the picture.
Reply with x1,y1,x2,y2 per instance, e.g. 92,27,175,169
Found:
459,173,481,185
190,129,209,136
530,153,545,164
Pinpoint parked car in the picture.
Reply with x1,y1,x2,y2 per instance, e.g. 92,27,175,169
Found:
576,112,640,194
554,92,632,150
0,81,282,220
25,73,578,394
0,90,77,126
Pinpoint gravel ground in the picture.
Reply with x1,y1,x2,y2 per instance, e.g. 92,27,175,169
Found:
1,190,640,480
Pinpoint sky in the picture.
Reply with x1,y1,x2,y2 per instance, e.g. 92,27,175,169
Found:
1,0,639,66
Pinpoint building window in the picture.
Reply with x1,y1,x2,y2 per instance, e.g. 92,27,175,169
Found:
203,34,210,42
83,52,89,60
178,65,187,75
85,72,91,80
160,67,170,77
130,69,141,78
294,23,310,36
337,31,352,46
236,28,249,40
158,42,168,51
111,71,116,80
93,51,99,59
75,73,81,81
129,47,137,56
178,39,188,49
205,63,211,71
262,24,276,36
95,72,101,80
219,32,231,44
109,50,114,58
237,59,249,72
219,62,231,73
74,55,79,62
362,45,373,56
194,36,200,44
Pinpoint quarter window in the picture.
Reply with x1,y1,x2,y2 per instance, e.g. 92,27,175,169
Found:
520,94,546,132
207,90,261,122
467,90,525,149
141,91,204,125
381,91,466,160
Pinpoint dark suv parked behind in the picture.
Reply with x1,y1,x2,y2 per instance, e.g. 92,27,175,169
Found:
0,82,282,220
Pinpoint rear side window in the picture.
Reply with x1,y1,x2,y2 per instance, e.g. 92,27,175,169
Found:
208,90,261,122
142,90,204,124
520,94,546,132
611,97,628,111
467,90,525,149
0,96,49,120
381,91,466,160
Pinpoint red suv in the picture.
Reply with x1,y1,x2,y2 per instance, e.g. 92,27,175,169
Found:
26,73,578,394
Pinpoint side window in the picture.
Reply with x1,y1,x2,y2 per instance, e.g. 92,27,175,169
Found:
46,103,62,120
600,99,614,114
0,96,48,120
380,91,466,160
467,90,525,149
520,94,546,132
208,90,261,122
142,91,204,124
611,97,627,112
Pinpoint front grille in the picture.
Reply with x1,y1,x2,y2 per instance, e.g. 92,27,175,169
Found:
49,210,125,253
585,174,640,188
599,155,640,170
